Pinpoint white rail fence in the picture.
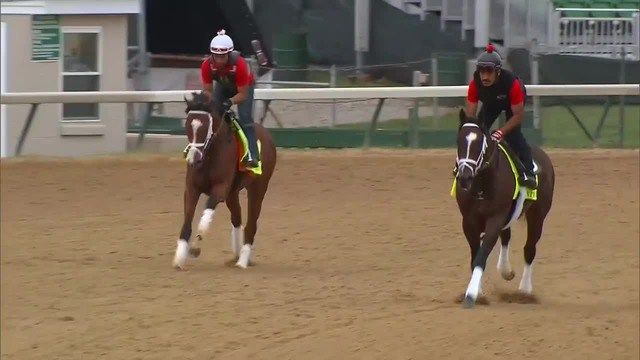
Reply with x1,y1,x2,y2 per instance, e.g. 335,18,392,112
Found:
2,85,638,104
1,84,638,153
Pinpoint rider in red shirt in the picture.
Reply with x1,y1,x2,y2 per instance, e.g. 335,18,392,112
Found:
465,44,536,189
201,29,259,168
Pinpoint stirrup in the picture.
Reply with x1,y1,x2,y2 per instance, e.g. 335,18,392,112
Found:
521,173,537,189
246,159,259,168
244,155,259,168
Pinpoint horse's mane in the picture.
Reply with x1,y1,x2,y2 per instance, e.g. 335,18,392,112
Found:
184,91,222,115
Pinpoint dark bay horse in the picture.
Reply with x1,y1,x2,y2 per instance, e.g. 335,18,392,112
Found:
454,109,555,308
172,91,276,270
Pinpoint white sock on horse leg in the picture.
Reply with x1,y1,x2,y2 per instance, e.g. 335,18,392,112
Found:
519,262,534,293
465,266,484,300
497,244,514,280
198,208,215,234
172,239,189,269
231,226,243,256
235,244,252,269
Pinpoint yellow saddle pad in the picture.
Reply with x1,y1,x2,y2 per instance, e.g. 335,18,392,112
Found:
231,118,262,176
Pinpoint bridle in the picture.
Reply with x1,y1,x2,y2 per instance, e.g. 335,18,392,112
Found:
456,123,499,176
183,110,224,161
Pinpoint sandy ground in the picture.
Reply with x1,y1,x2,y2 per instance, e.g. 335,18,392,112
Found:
1,149,638,359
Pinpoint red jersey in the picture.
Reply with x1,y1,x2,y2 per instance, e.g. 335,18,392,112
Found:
467,77,524,106
200,54,254,93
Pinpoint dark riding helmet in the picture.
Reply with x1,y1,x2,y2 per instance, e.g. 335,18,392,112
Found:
476,44,502,71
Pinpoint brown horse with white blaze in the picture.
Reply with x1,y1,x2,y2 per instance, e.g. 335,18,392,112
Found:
455,109,555,308
173,91,276,270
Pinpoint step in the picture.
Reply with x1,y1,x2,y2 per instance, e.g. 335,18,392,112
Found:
402,0,442,12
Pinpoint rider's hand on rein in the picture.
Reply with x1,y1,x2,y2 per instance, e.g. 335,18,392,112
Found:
491,129,504,142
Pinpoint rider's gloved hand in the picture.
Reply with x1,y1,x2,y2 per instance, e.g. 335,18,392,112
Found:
491,129,504,142
222,99,233,112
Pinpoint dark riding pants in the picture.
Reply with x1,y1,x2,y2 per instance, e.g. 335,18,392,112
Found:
213,84,260,162
478,87,534,174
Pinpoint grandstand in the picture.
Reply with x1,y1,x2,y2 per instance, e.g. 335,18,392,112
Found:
391,0,639,60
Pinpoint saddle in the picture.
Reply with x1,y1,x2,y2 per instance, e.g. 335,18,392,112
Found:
225,111,262,176
498,141,539,178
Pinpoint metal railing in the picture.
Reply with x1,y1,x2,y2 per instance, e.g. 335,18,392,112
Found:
549,9,640,59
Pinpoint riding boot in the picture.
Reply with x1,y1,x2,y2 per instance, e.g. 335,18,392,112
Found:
516,149,537,189
241,122,260,168
505,129,537,189
236,85,259,168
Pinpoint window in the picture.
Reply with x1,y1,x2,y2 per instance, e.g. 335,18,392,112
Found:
61,28,101,121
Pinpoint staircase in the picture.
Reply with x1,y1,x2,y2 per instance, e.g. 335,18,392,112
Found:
384,0,475,40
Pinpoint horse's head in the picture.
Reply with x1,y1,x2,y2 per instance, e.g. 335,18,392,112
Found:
183,91,221,168
456,109,489,191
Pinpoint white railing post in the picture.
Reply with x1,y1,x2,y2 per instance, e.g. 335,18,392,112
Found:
330,65,337,127
547,4,556,48
431,57,439,126
634,13,640,58
530,51,541,130
462,0,467,40
504,0,511,49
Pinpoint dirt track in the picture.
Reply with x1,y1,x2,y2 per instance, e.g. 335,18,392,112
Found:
1,149,638,359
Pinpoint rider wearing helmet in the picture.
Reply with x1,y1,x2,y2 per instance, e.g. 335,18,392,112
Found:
201,29,259,168
465,44,537,189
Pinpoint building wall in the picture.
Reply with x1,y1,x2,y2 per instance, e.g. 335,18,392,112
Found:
1,14,127,157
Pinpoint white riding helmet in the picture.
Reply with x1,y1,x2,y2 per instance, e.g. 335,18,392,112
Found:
210,29,234,54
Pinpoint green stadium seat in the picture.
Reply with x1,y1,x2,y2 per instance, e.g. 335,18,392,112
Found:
556,0,638,17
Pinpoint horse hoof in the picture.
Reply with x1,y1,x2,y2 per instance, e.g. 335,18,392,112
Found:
502,271,516,281
235,244,251,269
189,247,201,258
173,240,189,270
462,295,476,309
518,287,533,295
172,258,187,271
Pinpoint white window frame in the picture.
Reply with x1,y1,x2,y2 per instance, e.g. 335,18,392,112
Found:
59,26,102,123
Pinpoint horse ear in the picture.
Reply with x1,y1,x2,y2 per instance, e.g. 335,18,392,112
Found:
459,108,466,124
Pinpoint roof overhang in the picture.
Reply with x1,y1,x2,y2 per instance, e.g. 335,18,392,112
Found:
1,0,140,15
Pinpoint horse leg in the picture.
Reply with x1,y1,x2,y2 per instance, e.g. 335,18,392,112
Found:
497,228,516,281
462,216,483,298
236,182,267,269
196,193,218,233
192,184,230,258
190,196,214,258
226,190,243,258
463,215,506,308
173,189,200,270
462,217,482,272
520,211,545,294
